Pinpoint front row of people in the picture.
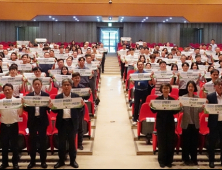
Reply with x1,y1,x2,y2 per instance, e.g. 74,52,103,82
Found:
0,76,86,169
150,79,222,168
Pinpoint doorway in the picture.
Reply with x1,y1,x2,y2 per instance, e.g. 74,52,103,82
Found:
100,28,119,53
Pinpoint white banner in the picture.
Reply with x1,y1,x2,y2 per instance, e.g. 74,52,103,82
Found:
71,88,91,97
121,37,131,41
205,104,222,114
0,98,22,110
51,97,83,110
150,100,181,110
37,58,55,65
18,64,32,71
95,54,103,59
204,83,215,94
179,97,206,107
23,96,50,107
130,73,151,81
154,71,173,79
27,77,51,86
55,54,69,60
117,50,127,56
49,70,61,76
180,72,200,80
0,76,23,86
74,69,92,76
54,75,72,83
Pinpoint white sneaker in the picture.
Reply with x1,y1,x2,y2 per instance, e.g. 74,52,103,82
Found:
132,122,137,126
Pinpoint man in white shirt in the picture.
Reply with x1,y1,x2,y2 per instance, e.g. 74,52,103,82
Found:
211,39,218,52
0,83,23,169
50,79,84,169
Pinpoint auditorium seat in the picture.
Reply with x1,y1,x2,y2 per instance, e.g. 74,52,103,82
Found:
50,94,57,100
0,94,5,99
170,88,179,98
46,87,58,96
137,103,156,141
199,113,209,154
18,113,29,151
175,113,183,154
146,95,158,104
83,104,91,139
152,120,158,154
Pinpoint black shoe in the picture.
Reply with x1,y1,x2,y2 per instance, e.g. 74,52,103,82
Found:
209,162,215,168
0,164,9,169
70,161,79,168
159,164,165,168
78,146,84,150
41,163,48,169
166,164,172,168
27,162,36,169
13,164,19,169
54,162,65,169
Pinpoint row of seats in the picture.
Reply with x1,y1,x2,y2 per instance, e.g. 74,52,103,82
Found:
117,43,175,48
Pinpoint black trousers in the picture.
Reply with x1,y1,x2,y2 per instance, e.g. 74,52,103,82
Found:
121,62,125,79
58,119,77,163
157,126,175,165
78,110,85,147
182,124,199,162
208,121,222,162
89,77,96,101
29,117,47,164
133,89,149,122
1,123,19,165
101,53,106,73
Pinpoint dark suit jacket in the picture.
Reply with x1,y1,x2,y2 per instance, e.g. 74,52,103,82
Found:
53,92,84,132
151,95,180,130
207,92,219,129
24,91,50,129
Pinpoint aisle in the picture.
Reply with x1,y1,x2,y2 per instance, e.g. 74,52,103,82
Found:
78,55,158,169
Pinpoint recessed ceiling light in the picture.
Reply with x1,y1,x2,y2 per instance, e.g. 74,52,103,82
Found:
146,17,149,19
49,16,52,18
55,20,58,22
122,17,124,19
184,21,187,23
52,18,55,20
170,17,172,19
166,19,169,21
163,21,166,23
34,19,36,21
73,16,76,18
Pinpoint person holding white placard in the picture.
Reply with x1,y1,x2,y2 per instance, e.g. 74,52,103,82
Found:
0,84,23,170
48,79,84,169
150,83,180,168
24,78,51,169
131,61,155,125
25,67,52,93
0,58,3,73
72,73,91,151
38,52,54,77
0,65,25,98
180,81,204,166
202,69,219,98
207,78,222,168
210,39,218,52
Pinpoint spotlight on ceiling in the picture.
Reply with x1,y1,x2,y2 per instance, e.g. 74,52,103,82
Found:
170,17,172,19
49,16,52,18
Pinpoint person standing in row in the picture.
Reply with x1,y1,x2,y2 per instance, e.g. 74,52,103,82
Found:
50,79,85,169
150,83,180,168
24,78,51,169
132,61,155,125
180,81,204,166
0,84,23,169
207,78,222,168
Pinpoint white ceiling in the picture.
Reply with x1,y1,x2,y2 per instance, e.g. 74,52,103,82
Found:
33,15,188,23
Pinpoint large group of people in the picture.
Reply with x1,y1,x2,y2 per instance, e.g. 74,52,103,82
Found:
0,41,105,169
119,39,222,168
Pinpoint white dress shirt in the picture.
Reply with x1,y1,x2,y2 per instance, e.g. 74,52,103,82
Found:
217,92,222,121
34,92,41,116
0,97,19,124
63,93,71,119
211,44,218,52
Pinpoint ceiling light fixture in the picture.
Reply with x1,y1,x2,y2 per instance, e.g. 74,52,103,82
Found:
49,16,52,18
184,21,187,23
146,17,149,19
170,17,172,19
166,19,169,21
52,18,55,20
109,17,112,20
55,20,58,22
163,21,166,23
34,19,36,21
